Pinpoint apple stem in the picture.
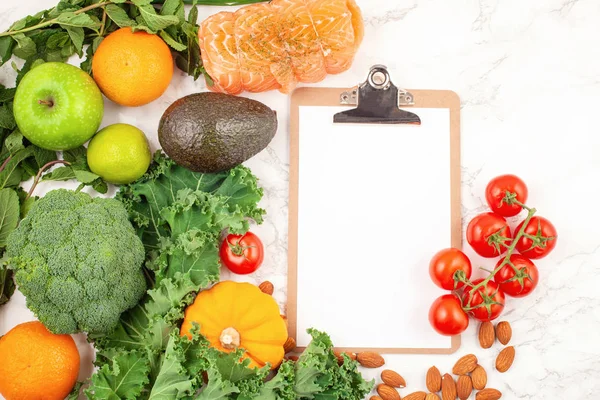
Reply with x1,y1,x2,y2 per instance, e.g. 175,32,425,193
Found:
26,160,71,200
38,99,54,107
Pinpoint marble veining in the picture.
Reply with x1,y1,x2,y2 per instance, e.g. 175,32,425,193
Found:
1,0,600,399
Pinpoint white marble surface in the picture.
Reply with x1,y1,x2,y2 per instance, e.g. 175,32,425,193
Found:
1,1,600,399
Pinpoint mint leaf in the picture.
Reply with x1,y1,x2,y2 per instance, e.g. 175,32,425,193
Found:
32,146,57,168
105,4,135,27
64,26,85,56
86,350,151,400
4,130,23,155
73,169,100,184
57,12,100,29
92,178,108,194
136,5,180,32
0,146,34,190
12,34,36,59
0,87,16,103
159,0,181,17
0,257,15,306
42,166,76,181
46,32,71,50
159,31,186,51
0,37,14,66
0,106,15,131
0,188,19,247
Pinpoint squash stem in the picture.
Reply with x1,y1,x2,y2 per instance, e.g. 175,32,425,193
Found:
220,327,240,349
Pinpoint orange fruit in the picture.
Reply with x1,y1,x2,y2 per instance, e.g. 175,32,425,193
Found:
0,321,80,400
92,27,174,107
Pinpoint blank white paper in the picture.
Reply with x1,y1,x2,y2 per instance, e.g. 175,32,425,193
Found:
296,106,452,349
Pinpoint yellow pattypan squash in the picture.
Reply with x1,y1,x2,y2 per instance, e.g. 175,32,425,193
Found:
181,280,288,369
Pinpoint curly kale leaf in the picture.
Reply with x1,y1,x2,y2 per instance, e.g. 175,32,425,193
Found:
117,152,264,252
86,350,151,400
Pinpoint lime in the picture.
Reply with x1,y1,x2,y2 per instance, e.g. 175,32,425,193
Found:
87,123,151,184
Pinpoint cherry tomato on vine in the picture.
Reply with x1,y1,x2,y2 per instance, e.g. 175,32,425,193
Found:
429,294,469,336
514,216,557,259
485,174,528,217
494,254,539,297
466,212,512,258
219,232,264,275
462,279,505,322
429,248,472,290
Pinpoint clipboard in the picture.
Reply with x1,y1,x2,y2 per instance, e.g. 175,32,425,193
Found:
287,65,462,354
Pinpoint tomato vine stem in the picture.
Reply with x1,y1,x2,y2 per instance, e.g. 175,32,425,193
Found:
461,194,537,310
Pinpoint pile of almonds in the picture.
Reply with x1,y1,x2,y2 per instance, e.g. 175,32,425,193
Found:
259,281,516,400
359,321,517,400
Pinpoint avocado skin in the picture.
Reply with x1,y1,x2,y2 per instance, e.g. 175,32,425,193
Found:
158,92,277,173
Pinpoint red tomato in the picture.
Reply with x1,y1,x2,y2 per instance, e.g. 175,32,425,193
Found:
219,232,264,275
429,294,469,336
466,213,512,258
429,248,472,290
485,174,528,217
514,216,557,259
494,254,539,297
462,279,505,321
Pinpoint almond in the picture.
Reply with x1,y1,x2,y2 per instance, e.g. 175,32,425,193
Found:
370,397,383,400
334,350,357,365
456,375,473,400
471,365,487,390
426,394,440,400
478,321,495,349
475,388,502,400
403,392,427,400
426,366,442,392
495,346,515,373
258,281,274,295
357,351,385,368
283,337,296,354
452,354,478,375
381,369,406,388
286,355,298,361
496,321,512,345
441,373,457,400
376,384,401,400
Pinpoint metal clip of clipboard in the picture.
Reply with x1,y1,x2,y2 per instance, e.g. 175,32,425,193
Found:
334,65,421,125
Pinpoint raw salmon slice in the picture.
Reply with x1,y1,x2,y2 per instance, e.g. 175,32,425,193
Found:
198,0,364,94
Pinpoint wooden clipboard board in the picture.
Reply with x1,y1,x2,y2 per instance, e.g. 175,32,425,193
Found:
287,66,462,354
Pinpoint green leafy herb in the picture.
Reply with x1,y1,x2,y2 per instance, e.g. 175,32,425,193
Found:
0,254,15,307
42,145,108,193
0,0,207,81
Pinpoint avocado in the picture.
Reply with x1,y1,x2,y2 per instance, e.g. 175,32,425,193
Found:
158,92,277,173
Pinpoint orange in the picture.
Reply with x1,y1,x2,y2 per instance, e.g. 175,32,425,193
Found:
0,321,80,400
92,27,174,107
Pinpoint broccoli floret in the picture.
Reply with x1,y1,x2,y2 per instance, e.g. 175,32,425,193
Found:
6,189,146,334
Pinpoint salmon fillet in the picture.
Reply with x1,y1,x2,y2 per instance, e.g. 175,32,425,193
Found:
198,0,364,94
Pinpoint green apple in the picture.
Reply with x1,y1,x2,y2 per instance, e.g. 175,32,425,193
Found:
13,62,104,151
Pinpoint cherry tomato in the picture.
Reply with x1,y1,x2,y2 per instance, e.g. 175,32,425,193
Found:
494,254,539,297
466,212,512,258
485,174,528,217
219,232,264,275
462,279,505,321
429,248,472,290
429,294,469,336
514,216,557,259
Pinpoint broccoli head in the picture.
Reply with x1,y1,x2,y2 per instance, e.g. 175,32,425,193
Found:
7,189,146,334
